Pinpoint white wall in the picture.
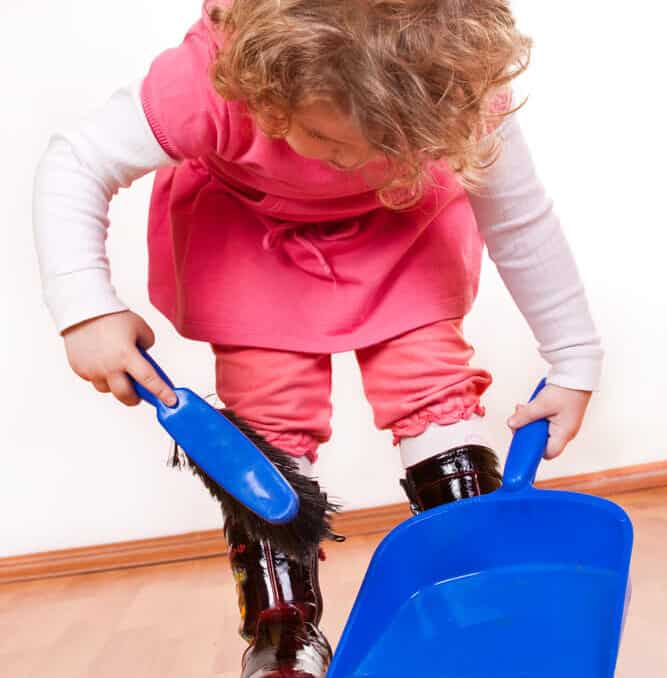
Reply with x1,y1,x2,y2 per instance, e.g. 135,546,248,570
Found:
2,1,665,558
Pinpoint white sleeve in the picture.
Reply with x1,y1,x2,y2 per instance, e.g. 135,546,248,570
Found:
469,113,603,392
32,79,176,334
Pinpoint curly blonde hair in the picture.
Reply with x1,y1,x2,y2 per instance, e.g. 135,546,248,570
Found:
206,0,531,207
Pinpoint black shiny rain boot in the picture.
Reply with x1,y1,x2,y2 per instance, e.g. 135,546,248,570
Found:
227,520,332,678
168,410,340,678
401,445,502,513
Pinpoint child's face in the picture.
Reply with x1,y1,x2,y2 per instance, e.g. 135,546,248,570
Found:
285,100,381,171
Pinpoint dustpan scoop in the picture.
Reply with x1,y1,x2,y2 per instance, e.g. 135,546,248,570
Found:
327,378,633,678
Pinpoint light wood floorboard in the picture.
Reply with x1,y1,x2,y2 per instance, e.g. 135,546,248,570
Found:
1,488,665,677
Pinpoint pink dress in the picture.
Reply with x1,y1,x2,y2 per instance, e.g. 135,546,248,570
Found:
141,11,483,353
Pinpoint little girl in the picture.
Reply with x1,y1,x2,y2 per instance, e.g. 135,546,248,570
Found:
33,1,602,676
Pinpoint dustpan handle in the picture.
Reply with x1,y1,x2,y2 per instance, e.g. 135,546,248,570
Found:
502,379,549,492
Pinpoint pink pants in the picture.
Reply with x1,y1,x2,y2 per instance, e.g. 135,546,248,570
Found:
212,319,491,462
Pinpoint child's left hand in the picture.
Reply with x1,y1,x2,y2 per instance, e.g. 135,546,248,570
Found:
507,384,592,460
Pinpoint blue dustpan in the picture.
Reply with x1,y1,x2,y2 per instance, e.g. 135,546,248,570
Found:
328,381,633,678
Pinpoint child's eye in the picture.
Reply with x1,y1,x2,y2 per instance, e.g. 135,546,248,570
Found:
308,129,328,141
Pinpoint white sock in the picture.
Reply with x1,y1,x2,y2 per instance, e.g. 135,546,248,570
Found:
399,415,493,469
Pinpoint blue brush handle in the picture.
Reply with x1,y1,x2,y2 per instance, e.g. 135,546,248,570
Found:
502,378,550,492
131,347,176,408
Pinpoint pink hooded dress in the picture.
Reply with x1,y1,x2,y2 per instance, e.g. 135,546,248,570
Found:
141,11,483,353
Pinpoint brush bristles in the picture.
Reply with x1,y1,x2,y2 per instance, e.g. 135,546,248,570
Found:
169,409,343,558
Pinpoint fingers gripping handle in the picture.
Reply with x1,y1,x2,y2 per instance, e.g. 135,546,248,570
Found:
502,379,549,492
130,346,176,408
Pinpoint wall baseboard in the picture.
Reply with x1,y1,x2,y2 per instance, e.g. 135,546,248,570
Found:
2,460,666,585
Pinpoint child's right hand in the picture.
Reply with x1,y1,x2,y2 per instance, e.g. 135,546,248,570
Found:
62,310,178,408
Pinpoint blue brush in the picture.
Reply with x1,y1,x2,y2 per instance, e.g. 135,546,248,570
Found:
130,347,299,524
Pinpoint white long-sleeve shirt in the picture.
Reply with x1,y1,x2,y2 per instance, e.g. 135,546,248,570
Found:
32,80,603,391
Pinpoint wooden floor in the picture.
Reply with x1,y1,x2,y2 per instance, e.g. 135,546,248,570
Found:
1,488,666,677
